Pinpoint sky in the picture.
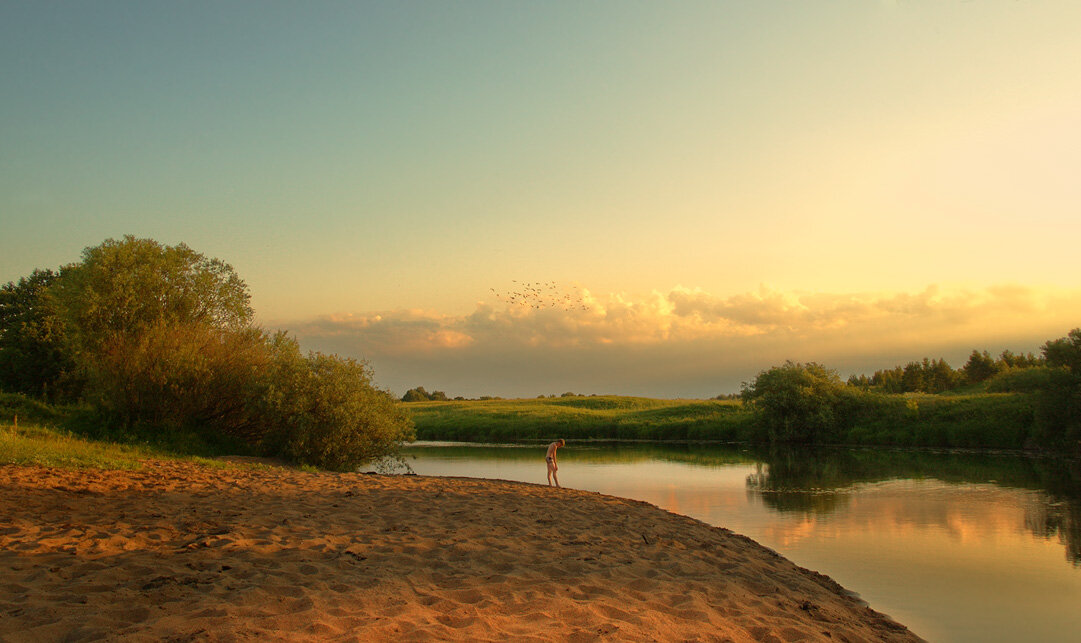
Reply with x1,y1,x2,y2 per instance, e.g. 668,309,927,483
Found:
3,1,1080,398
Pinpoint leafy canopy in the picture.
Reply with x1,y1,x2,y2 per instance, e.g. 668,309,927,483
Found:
741,361,846,443
0,269,74,399
0,235,413,470
53,235,253,354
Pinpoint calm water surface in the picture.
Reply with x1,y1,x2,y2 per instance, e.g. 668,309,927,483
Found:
397,442,1081,643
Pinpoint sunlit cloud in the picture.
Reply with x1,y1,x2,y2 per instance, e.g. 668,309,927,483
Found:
279,284,1081,397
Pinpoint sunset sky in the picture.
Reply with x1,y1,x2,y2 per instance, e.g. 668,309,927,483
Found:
3,1,1080,397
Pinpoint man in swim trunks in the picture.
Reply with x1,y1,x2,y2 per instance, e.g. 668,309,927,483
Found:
546,439,565,487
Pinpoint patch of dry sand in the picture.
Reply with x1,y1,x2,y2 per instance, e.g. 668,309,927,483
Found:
0,461,923,642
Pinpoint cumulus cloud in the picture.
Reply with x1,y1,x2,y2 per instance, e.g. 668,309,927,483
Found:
277,284,1081,398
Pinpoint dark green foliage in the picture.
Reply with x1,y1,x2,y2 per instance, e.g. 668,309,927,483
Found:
1,236,413,470
53,236,253,352
0,270,77,400
841,393,1034,450
740,362,847,443
963,350,1000,384
998,349,1043,370
855,350,1042,396
865,358,962,394
0,392,75,426
402,387,430,402
79,321,272,439
1043,329,1081,375
402,386,448,402
1029,329,1081,452
986,367,1057,393
260,339,414,471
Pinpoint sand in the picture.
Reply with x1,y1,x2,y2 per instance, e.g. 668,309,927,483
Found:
0,460,923,642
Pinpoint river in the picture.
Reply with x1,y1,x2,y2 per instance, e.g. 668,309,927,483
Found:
395,441,1081,642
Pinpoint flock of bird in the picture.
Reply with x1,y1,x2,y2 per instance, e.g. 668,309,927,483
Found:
490,280,589,311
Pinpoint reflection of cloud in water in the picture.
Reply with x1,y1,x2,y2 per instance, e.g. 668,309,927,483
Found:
747,479,1076,558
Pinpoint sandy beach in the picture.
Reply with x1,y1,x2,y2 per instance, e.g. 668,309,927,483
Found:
0,460,922,642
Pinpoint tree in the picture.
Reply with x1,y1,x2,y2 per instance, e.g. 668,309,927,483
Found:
402,387,431,402
1030,329,1081,451
901,362,926,393
52,235,253,357
43,237,258,431
963,350,999,384
82,321,272,437
259,340,414,471
1043,329,1081,375
4,236,416,469
0,269,76,400
926,358,960,393
741,361,846,443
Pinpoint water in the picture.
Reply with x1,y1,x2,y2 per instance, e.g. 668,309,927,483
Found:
396,442,1081,643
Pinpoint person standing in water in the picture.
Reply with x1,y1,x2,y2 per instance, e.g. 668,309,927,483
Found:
546,439,565,487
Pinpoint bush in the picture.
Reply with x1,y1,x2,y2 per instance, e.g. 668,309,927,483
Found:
986,367,1056,393
80,321,271,438
259,338,414,471
741,361,847,443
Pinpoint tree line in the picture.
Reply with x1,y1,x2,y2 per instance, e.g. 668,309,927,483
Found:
0,236,413,470
845,349,1044,394
741,329,1081,452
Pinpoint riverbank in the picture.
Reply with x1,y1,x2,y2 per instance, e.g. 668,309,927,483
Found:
0,460,921,642
406,393,1049,452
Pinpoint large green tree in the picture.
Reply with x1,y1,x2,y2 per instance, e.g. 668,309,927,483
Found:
741,361,847,444
0,269,75,400
963,350,999,384
6,235,414,469
1034,329,1081,451
52,235,253,357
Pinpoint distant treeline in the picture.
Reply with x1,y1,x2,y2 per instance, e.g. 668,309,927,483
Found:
740,328,1081,453
846,349,1044,394
402,386,615,402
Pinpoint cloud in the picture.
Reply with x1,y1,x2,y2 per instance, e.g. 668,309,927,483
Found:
277,284,1081,397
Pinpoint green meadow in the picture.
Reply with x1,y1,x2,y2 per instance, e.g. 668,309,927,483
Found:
405,395,751,442
0,392,269,471
406,391,1047,451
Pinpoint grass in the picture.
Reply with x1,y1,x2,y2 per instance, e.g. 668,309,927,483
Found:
408,392,1050,452
0,419,272,472
406,395,754,442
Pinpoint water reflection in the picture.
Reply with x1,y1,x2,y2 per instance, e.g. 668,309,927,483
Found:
743,446,1081,565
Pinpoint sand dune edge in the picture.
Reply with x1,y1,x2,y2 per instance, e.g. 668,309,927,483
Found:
0,461,923,642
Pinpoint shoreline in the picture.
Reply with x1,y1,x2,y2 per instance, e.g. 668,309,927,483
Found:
1,460,923,642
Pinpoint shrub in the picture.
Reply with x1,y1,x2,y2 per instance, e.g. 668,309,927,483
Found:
986,367,1056,393
259,338,414,471
741,361,847,443
80,321,271,438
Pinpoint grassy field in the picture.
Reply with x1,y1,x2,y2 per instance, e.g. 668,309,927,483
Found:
0,420,261,471
0,392,263,471
406,395,754,442
407,392,1044,451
